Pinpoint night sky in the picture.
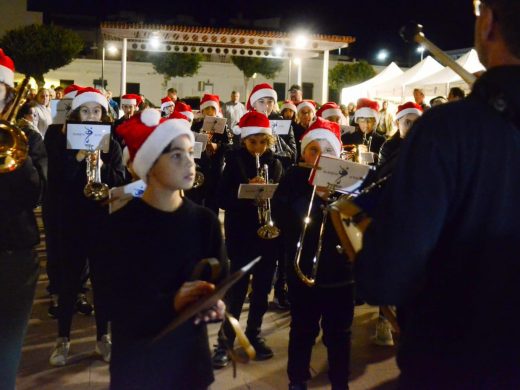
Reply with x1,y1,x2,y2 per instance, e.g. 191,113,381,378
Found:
31,0,477,65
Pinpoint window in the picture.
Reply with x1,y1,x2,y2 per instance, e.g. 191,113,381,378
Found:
303,83,314,100
126,83,140,94
273,82,286,101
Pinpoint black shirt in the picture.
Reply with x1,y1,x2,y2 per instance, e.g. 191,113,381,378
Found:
356,66,520,385
106,197,227,389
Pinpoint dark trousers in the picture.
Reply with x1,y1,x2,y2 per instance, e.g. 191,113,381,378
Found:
287,277,354,389
273,237,288,296
58,232,109,340
0,249,39,390
218,246,277,346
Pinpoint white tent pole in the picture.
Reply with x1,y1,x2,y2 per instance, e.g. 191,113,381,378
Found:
120,38,127,98
321,50,329,103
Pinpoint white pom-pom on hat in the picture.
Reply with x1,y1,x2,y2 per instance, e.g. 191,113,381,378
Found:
140,108,161,127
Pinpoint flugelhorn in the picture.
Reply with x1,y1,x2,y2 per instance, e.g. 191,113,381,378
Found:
255,153,280,240
0,77,30,173
400,22,477,85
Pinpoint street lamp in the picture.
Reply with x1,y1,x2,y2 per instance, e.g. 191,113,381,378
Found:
273,45,283,57
417,46,425,61
294,34,308,49
376,49,389,63
150,34,161,50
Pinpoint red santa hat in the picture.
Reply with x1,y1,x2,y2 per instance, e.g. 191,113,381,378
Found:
173,101,194,122
238,110,272,139
71,87,108,111
0,49,14,88
160,97,175,110
167,111,190,123
354,98,380,122
246,83,278,111
301,117,342,158
297,99,317,114
395,101,423,121
200,94,220,112
280,100,297,114
121,94,143,107
316,102,343,120
63,84,84,99
116,108,194,181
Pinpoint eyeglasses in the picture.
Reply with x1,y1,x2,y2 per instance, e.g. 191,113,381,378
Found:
473,0,483,16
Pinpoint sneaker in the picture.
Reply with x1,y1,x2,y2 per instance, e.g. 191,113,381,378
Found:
75,294,94,316
48,294,59,319
289,383,307,390
372,317,394,346
49,337,70,366
251,338,274,360
95,334,111,363
211,345,229,369
273,289,290,310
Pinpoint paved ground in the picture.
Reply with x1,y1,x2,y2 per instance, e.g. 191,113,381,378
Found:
16,266,399,390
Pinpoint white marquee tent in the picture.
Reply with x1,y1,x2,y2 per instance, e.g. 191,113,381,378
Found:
340,62,403,104
366,56,444,102
407,49,485,96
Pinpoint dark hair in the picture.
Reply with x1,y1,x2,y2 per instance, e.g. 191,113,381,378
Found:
16,100,37,121
167,88,177,94
67,105,113,123
55,86,64,92
485,0,520,58
449,87,465,99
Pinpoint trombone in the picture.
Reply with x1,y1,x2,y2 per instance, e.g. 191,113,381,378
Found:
255,152,280,240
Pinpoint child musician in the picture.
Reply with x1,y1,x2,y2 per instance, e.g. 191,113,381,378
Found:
272,117,355,390
212,111,283,368
45,88,125,366
185,94,230,214
107,109,227,390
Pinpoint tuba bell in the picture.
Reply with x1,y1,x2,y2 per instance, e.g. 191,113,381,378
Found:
0,77,30,173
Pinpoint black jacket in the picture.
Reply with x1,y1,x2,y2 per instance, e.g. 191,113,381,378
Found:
272,166,353,287
217,148,282,260
356,66,520,384
0,127,47,250
342,128,385,156
268,112,297,168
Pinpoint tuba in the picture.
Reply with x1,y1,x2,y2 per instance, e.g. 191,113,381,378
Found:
0,77,30,173
255,153,280,240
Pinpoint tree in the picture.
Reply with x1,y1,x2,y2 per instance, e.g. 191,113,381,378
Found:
329,61,376,94
150,53,203,88
0,24,83,88
231,57,283,97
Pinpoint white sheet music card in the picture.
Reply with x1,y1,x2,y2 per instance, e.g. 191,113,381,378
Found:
269,120,291,135
66,122,111,152
202,116,227,134
193,142,203,159
109,180,146,214
238,184,278,200
310,155,371,194
194,132,209,150
50,98,72,125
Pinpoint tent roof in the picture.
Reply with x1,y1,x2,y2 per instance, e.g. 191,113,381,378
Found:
340,62,403,104
368,56,444,99
407,49,485,93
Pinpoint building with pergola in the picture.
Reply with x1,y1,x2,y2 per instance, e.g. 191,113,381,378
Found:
100,22,355,103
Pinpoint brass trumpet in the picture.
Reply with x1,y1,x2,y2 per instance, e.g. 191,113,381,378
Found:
255,153,280,240
0,77,30,173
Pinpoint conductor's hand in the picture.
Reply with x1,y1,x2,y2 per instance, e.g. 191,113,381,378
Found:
173,281,215,312
194,299,226,325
